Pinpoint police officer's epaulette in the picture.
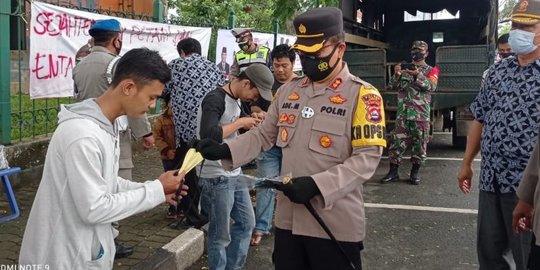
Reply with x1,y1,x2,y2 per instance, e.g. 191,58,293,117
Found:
290,75,307,86
291,76,305,82
351,75,376,90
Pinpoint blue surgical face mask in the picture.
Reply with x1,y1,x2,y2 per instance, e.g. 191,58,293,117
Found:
508,29,538,55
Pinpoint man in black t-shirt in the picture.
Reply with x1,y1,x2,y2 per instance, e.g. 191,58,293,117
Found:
248,44,299,246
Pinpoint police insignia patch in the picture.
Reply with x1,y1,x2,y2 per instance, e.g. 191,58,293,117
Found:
287,114,296,124
281,128,288,142
319,135,332,148
301,77,309,86
330,78,342,90
279,113,288,123
301,107,315,118
361,94,383,123
299,24,307,34
288,92,300,100
329,94,347,104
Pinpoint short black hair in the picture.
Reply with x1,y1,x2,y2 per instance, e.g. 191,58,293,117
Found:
497,33,510,45
111,48,171,87
271,44,296,63
177,38,202,55
91,31,119,46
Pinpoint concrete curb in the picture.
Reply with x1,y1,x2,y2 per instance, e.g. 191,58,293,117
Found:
133,228,205,270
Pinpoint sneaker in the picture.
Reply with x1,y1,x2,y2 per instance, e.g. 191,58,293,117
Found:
114,241,134,259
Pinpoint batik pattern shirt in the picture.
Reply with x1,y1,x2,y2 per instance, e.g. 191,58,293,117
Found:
163,54,225,147
471,57,540,193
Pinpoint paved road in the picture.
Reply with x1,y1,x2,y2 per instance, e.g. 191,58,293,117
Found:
189,132,481,270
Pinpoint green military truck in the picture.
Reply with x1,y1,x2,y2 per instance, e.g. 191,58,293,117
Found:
339,0,499,148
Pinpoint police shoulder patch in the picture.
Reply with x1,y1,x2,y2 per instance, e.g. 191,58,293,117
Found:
351,84,386,148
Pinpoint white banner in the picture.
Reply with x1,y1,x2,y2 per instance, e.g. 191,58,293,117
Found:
30,2,212,99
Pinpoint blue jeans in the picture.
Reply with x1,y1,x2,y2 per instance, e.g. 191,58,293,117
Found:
254,146,282,234
199,175,255,270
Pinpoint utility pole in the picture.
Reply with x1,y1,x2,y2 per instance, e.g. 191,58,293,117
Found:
228,10,236,28
0,0,11,144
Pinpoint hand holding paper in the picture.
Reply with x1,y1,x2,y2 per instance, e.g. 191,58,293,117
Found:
159,170,186,194
177,148,204,175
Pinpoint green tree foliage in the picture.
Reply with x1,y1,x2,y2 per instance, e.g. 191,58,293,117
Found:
499,0,517,22
167,0,339,32
498,0,516,36
163,0,339,60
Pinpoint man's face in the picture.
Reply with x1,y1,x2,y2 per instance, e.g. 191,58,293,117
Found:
511,22,540,45
272,57,294,82
122,80,164,117
237,79,260,102
498,43,512,58
221,52,227,62
237,35,253,51
297,41,345,65
411,48,428,62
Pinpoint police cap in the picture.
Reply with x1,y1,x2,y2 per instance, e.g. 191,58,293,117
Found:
292,7,343,53
231,28,252,38
512,0,540,25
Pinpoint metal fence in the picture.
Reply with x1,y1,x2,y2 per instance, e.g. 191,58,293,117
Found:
1,0,282,145
3,0,160,145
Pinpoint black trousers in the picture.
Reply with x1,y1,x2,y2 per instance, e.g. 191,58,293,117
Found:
173,142,207,226
273,228,363,270
529,234,540,270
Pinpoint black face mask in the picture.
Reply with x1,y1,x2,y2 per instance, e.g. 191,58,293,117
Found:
499,52,514,59
300,45,340,82
238,40,251,51
411,51,425,62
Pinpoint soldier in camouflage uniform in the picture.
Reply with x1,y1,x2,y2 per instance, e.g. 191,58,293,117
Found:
382,40,439,185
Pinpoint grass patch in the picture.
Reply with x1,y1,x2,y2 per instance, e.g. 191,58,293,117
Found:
10,95,73,141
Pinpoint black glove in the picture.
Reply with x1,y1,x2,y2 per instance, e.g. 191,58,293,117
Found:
275,176,320,204
191,138,232,160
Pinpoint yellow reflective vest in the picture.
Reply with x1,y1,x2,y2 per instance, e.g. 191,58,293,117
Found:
234,45,271,74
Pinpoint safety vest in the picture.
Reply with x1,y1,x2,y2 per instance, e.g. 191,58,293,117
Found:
235,45,270,72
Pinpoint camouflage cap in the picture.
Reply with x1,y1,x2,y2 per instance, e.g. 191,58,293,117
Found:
512,0,540,25
411,41,428,51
